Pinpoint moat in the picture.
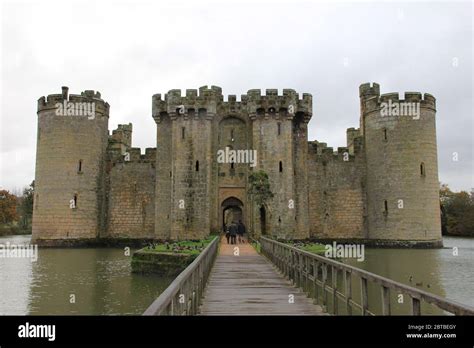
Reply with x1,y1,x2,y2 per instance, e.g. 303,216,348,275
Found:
0,234,472,315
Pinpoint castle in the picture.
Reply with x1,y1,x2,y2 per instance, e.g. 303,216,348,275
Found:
31,83,442,247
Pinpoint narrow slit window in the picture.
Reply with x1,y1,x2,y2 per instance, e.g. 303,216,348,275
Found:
383,128,387,141
420,162,425,176
384,200,388,214
182,127,185,139
279,161,283,172
78,160,83,173
195,161,199,172
277,123,281,136
73,194,78,208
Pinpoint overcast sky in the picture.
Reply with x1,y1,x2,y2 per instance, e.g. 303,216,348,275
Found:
0,0,472,193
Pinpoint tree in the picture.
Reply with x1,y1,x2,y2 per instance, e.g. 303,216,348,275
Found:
18,181,34,231
0,190,19,224
439,184,453,235
248,170,274,207
440,183,474,237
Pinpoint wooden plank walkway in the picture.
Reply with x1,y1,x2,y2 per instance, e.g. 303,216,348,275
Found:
199,238,326,315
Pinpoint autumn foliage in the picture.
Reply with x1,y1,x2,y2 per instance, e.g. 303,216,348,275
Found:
0,190,19,224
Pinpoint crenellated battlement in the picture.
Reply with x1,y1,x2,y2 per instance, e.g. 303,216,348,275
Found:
109,123,133,150
109,147,156,165
245,89,312,121
360,83,436,115
152,86,312,123
308,137,363,163
378,92,436,106
359,82,380,98
113,123,133,132
37,86,110,117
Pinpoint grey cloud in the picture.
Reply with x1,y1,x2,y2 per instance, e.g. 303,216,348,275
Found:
0,0,471,192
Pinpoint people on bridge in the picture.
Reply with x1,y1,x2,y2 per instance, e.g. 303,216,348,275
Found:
237,220,246,244
225,223,231,244
229,221,238,245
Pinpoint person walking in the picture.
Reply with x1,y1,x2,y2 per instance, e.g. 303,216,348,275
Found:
225,223,231,244
237,220,245,244
229,221,237,245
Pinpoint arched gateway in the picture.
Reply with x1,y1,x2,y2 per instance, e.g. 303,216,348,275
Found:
221,197,243,232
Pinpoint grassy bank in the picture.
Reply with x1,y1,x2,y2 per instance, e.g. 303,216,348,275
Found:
0,223,31,236
143,236,215,255
132,236,215,275
280,240,327,255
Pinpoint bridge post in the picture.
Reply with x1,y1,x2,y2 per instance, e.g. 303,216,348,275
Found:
412,297,421,315
361,277,368,316
312,260,319,303
305,257,310,296
332,266,338,315
322,264,328,309
344,270,352,315
381,286,391,315
285,247,289,278
291,251,296,285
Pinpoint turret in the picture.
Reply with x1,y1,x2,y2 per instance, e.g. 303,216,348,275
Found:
360,83,442,246
32,87,109,245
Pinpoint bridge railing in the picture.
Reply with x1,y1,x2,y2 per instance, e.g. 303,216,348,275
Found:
260,236,474,316
143,236,219,315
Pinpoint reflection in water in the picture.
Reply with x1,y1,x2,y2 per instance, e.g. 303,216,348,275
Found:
0,235,33,315
0,235,171,315
0,235,472,315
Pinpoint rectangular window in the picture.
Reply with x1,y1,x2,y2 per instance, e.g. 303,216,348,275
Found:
182,127,185,139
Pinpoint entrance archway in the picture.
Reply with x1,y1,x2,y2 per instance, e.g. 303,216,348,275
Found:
221,197,243,232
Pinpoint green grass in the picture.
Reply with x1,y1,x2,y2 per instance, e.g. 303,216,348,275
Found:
251,241,261,253
286,241,327,255
144,236,215,255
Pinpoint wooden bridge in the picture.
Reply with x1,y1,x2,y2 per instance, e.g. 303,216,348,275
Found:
143,236,474,316
199,239,324,315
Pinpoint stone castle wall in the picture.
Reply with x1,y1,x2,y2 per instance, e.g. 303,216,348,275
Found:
307,138,366,239
32,84,443,247
32,88,109,243
105,148,156,238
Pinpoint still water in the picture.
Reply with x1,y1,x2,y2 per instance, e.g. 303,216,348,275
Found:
0,235,172,315
0,235,472,315
341,236,474,314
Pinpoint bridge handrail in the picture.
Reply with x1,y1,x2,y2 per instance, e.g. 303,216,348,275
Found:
260,236,474,316
143,236,219,315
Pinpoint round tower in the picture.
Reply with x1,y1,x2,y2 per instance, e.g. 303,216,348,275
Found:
32,87,109,245
360,83,442,247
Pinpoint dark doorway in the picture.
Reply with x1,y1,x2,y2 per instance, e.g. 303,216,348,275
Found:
223,206,242,230
260,206,267,235
221,197,244,232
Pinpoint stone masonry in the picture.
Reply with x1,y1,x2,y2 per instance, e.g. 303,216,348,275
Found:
31,83,443,247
